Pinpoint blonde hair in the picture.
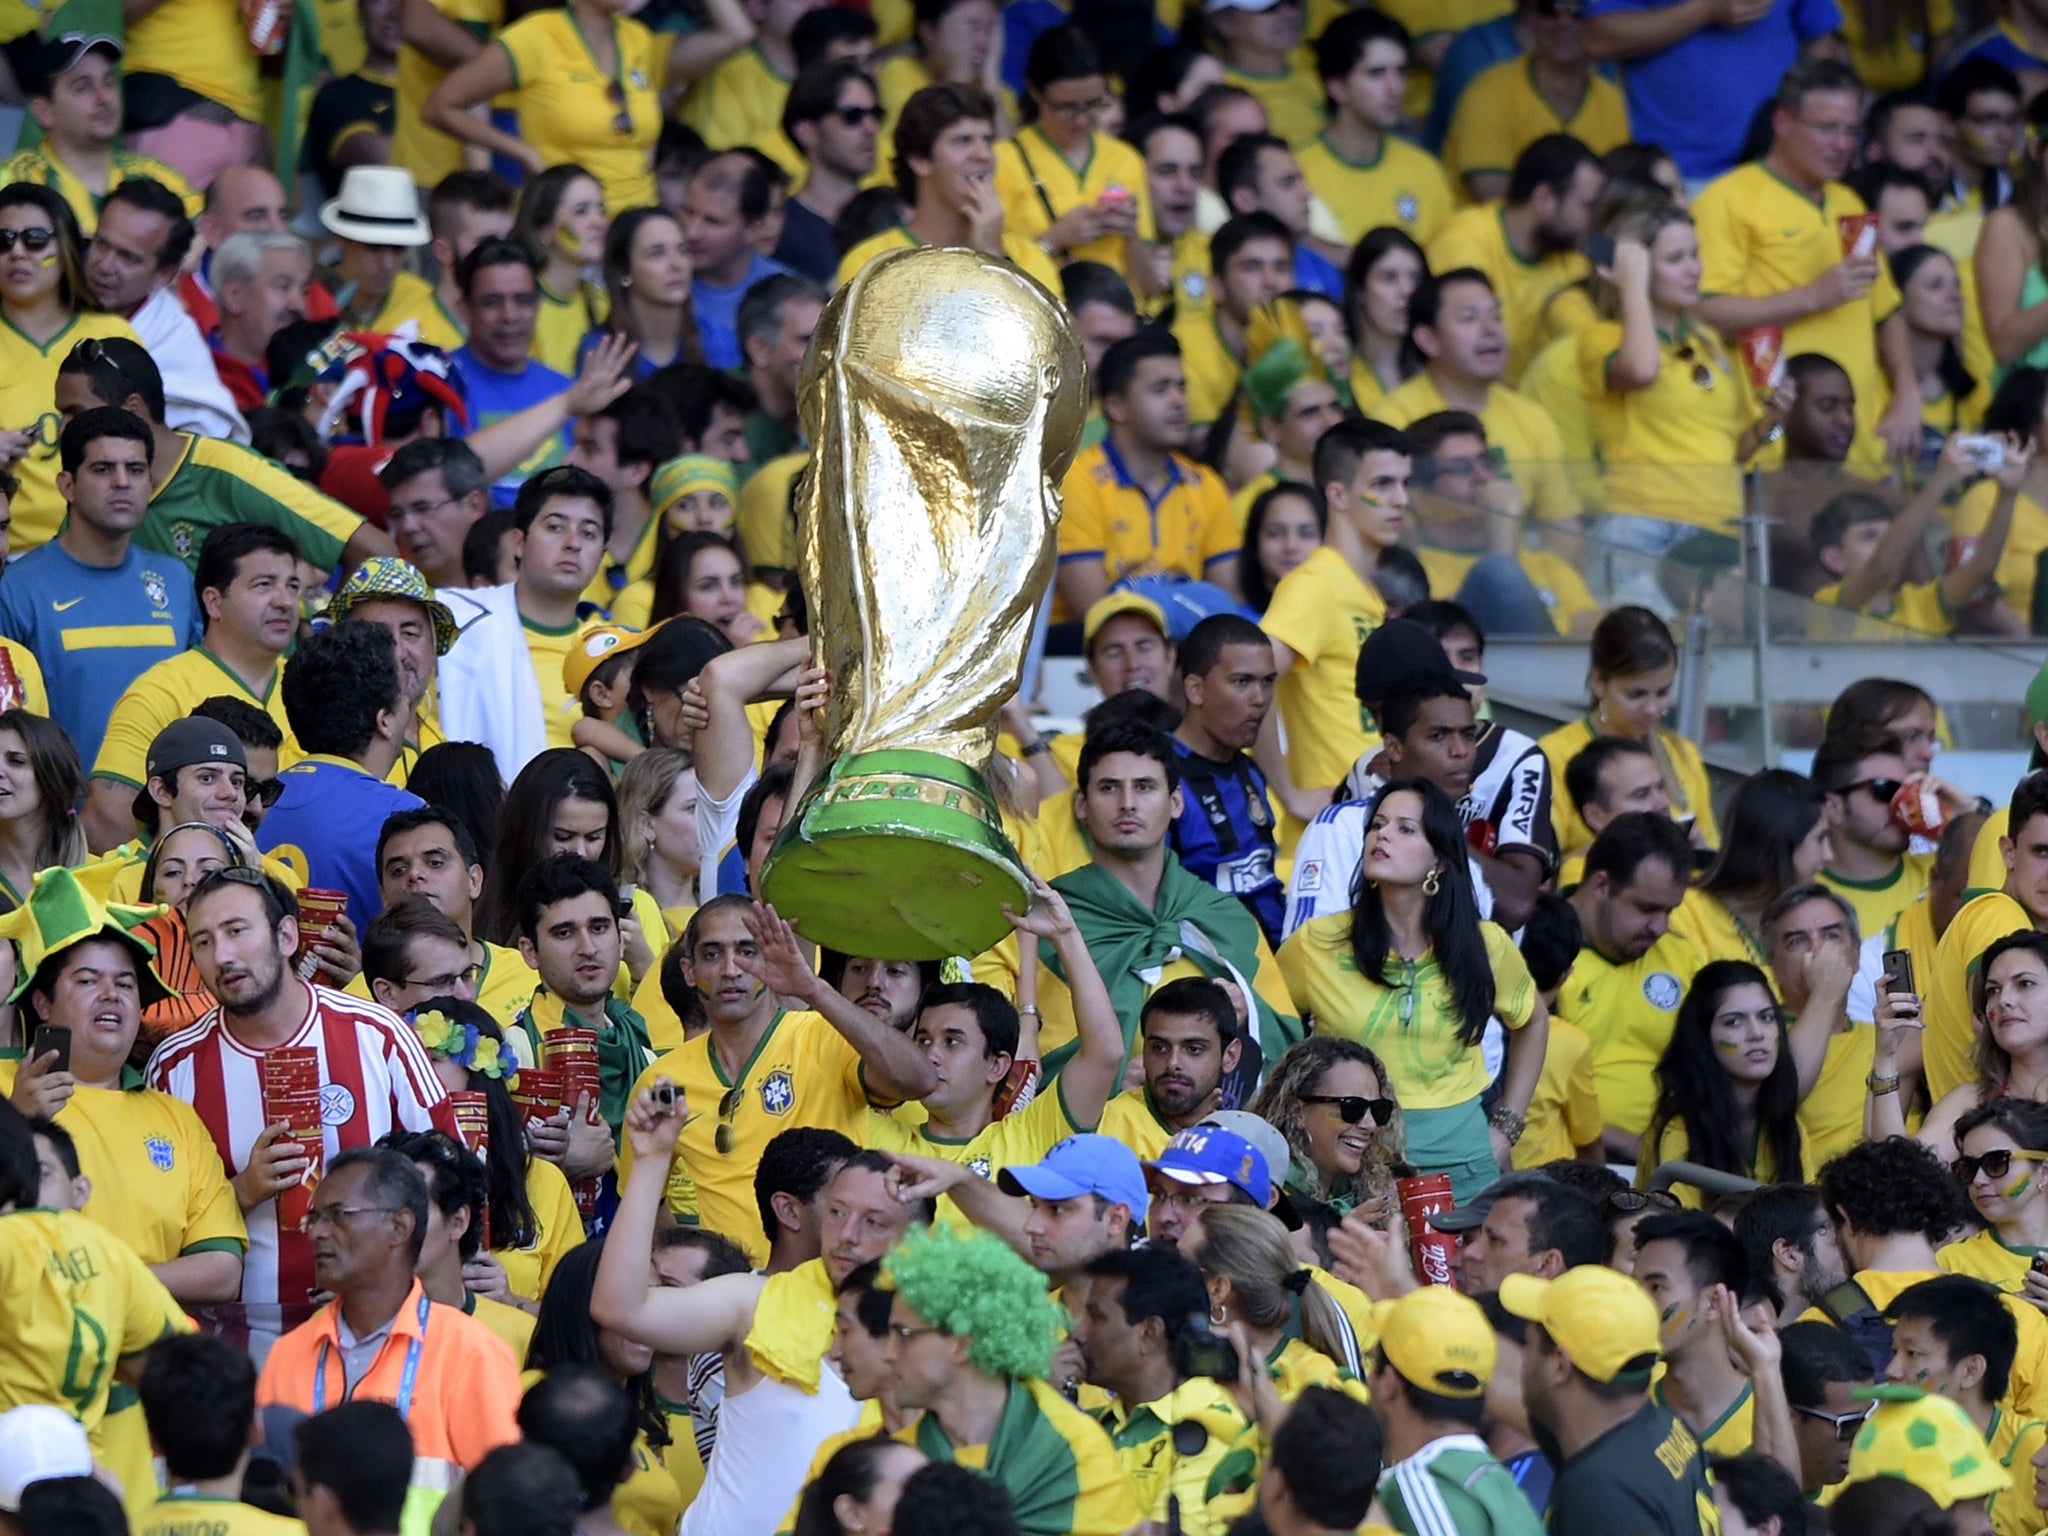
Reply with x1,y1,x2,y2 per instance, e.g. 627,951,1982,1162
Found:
1187,1205,1351,1367
614,748,690,888
1590,200,1703,323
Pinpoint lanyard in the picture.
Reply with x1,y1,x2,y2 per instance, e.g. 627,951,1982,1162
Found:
312,1291,431,1419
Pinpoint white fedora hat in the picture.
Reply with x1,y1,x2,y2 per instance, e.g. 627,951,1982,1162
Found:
321,165,430,247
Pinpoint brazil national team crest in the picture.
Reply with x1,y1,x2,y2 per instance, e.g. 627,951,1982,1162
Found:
760,1070,794,1116
142,569,169,611
170,523,197,559
1397,194,1419,224
145,1136,174,1172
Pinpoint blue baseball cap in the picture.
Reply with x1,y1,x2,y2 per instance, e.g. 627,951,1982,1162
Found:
998,1134,1150,1220
1144,1125,1273,1207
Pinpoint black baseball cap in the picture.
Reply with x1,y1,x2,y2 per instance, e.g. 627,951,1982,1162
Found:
1353,618,1486,714
145,717,247,782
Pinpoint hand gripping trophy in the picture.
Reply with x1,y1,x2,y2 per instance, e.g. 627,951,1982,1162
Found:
757,246,1087,959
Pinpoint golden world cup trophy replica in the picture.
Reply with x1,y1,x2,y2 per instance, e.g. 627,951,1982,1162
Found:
757,247,1087,960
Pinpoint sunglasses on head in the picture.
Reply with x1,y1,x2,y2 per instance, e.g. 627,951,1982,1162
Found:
0,226,55,254
1952,1147,2048,1182
1600,1188,1681,1218
1301,1093,1394,1125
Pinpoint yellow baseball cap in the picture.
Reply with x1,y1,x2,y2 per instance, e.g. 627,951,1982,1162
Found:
1366,1287,1495,1398
1500,1267,1661,1385
564,621,658,699
1082,592,1168,653
1846,1386,2010,1507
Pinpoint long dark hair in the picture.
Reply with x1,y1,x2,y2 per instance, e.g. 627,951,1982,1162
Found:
407,742,505,867
0,184,90,312
525,1238,669,1451
1890,244,1977,407
1239,480,1324,614
793,1437,913,1536
601,207,702,364
411,997,538,1252
1646,960,1803,1186
1345,779,1493,1048
477,750,619,944
1697,769,1824,906
0,708,86,888
1343,226,1427,350
649,530,745,627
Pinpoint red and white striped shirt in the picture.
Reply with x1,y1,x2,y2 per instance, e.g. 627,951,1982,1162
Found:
146,981,456,1344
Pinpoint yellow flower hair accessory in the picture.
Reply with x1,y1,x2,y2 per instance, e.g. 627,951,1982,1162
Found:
408,1007,512,1081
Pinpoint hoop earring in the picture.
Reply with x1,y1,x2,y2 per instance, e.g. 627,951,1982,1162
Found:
1423,866,1441,897
1210,1303,1228,1327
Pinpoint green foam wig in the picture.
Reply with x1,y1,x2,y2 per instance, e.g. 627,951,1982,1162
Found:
882,1224,1067,1382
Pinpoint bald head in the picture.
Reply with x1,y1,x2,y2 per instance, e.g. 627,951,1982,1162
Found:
203,166,289,245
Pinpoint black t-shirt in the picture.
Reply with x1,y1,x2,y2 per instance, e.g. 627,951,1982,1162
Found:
774,198,839,286
1547,1402,1720,1536
305,70,395,201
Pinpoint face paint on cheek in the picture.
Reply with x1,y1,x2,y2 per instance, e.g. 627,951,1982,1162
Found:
37,254,55,268
1713,1035,1742,1055
1660,1303,1689,1333
2007,1171,2035,1202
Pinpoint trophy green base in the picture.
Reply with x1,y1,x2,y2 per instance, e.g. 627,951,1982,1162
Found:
757,749,1030,961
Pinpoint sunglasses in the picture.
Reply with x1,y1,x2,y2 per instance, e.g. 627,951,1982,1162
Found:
1301,1093,1394,1125
1841,777,1905,803
834,104,885,126
249,777,286,808
0,226,55,254
1792,1403,1872,1442
605,79,632,137
1952,1147,2048,1182
716,1085,743,1154
1671,342,1715,390
1600,1189,1681,1218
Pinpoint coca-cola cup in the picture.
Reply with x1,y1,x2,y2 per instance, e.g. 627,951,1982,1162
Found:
512,1068,564,1127
1838,212,1879,261
1891,779,1948,839
1739,327,1785,393
1397,1173,1460,1289
293,889,349,978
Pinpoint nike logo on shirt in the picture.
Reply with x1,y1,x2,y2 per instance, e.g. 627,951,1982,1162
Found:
52,598,82,611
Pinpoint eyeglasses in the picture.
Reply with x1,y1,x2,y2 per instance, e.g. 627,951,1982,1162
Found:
0,226,55,254
1792,1403,1873,1442
300,1204,400,1233
1842,777,1905,803
1300,1093,1395,1125
716,1086,743,1154
1599,1189,1681,1218
391,495,461,521
249,778,286,808
1952,1147,2048,1182
406,963,486,992
833,104,885,127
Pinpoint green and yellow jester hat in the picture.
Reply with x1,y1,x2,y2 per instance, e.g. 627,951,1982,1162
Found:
0,865,170,1010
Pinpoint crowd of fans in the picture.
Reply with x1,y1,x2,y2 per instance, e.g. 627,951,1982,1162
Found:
12,1,2048,1536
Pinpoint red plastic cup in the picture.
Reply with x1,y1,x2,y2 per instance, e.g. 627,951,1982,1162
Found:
1397,1174,1460,1288
1739,327,1785,393
1838,212,1879,260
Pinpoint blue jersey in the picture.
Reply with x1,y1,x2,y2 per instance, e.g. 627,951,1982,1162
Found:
692,254,794,370
452,346,570,509
0,539,198,769
1583,0,1840,179
1168,736,1283,947
257,754,424,928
